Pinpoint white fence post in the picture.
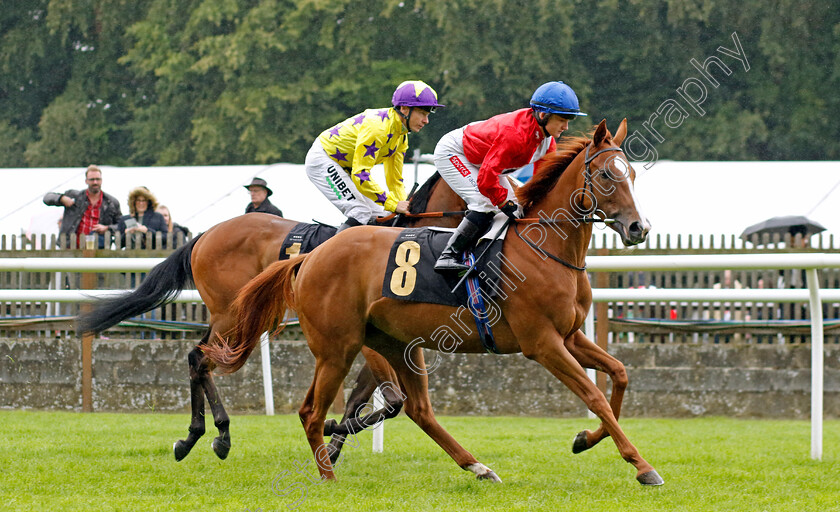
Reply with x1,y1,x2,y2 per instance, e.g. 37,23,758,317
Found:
806,269,823,461
372,387,385,453
260,332,275,416
585,304,597,419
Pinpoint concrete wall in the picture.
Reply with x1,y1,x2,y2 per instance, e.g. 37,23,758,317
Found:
1,334,838,419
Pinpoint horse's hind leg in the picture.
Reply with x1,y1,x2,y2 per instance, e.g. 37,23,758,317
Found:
324,361,383,464
369,337,500,482
191,318,236,459
297,320,362,480
324,348,404,463
299,353,358,481
173,335,209,461
174,320,232,460
564,329,629,454
200,357,231,459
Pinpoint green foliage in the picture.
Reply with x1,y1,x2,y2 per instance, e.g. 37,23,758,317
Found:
1,0,838,166
23,92,103,166
0,122,33,167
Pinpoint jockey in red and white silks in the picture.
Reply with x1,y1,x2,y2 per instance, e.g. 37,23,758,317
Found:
305,81,444,232
435,109,556,213
434,81,588,272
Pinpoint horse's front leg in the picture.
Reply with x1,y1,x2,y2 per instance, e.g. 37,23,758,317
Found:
524,330,662,486
563,329,628,453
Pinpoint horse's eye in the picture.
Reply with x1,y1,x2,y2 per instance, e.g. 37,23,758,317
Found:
606,157,630,181
603,155,630,181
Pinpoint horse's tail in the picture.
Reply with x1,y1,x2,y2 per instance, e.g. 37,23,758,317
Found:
203,255,306,374
76,234,203,334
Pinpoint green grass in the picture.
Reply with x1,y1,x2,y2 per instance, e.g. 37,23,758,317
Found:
2,411,838,512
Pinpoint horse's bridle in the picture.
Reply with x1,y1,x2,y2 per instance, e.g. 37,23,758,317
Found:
582,143,624,217
513,143,625,271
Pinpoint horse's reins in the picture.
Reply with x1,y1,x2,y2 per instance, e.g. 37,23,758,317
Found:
379,144,625,272
512,144,624,272
375,210,467,223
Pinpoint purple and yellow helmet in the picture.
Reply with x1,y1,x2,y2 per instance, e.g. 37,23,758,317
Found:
392,80,444,111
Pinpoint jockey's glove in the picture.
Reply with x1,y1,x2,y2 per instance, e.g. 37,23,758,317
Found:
499,200,522,220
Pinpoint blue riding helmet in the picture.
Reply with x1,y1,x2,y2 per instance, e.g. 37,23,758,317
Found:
530,81,587,117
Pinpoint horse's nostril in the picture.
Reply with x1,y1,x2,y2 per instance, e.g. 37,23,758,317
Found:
629,221,644,235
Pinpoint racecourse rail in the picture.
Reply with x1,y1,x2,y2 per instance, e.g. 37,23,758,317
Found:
1,252,837,461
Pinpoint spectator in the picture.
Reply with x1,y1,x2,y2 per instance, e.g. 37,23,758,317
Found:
158,205,191,244
42,164,122,248
244,177,283,216
117,186,168,249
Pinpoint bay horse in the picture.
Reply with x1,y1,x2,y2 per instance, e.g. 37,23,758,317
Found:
77,172,464,462
214,119,663,485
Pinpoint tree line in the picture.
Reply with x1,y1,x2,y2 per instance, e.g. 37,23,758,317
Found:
2,0,837,168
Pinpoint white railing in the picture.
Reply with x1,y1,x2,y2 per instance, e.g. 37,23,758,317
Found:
1,253,838,460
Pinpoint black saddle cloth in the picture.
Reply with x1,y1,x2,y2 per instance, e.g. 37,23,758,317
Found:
380,228,504,308
279,222,338,260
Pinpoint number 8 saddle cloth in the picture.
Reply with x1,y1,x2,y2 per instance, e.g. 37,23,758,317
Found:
380,227,507,308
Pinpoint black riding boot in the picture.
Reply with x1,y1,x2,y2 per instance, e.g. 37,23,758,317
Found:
335,217,362,234
434,212,492,272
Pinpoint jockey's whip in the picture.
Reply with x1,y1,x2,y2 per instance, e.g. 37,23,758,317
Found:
407,181,421,200
391,182,421,226
450,216,514,294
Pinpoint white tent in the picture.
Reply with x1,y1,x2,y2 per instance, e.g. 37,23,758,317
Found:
2,160,839,241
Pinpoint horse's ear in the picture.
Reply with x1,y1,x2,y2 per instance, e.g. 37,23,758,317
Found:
593,119,608,145
506,176,520,190
612,118,628,146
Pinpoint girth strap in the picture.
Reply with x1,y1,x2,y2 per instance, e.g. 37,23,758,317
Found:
463,252,500,354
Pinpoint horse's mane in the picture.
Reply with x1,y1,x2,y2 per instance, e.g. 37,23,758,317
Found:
518,128,596,210
407,172,442,215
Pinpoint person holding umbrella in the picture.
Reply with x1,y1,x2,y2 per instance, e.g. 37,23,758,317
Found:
740,215,826,246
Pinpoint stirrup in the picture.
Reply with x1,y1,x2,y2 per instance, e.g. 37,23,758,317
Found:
434,254,469,272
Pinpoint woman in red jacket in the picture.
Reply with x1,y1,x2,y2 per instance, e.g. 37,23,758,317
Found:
433,81,587,271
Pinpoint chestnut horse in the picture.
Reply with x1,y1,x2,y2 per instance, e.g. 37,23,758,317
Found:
214,119,663,486
77,172,464,462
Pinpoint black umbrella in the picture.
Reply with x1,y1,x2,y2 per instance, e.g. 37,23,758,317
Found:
740,215,826,242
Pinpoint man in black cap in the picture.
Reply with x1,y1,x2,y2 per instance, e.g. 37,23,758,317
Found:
244,177,283,217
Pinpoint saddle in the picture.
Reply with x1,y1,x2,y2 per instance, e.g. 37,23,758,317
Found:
381,227,510,353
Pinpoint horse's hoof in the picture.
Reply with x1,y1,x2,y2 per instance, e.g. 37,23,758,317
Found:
572,431,589,454
211,437,231,460
637,469,664,486
173,440,191,462
477,470,502,483
323,418,338,436
466,463,502,483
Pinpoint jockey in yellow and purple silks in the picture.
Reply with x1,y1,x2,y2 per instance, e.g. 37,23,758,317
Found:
305,80,444,233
